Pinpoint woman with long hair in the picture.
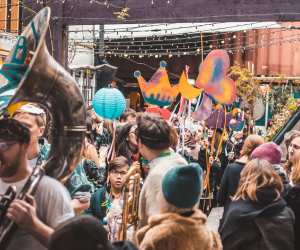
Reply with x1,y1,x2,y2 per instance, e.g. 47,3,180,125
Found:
219,159,295,250
286,156,300,250
218,134,264,214
284,130,300,176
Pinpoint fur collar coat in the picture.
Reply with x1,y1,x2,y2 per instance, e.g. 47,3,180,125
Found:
136,209,222,250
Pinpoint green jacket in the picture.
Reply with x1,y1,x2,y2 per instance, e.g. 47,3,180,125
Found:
66,160,97,197
85,186,109,224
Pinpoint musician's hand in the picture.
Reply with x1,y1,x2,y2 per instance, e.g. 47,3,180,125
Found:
125,161,141,183
129,161,141,175
228,151,235,161
6,195,38,231
6,195,53,246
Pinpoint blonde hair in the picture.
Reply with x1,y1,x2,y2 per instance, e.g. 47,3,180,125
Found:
233,159,283,202
291,159,300,184
240,134,264,157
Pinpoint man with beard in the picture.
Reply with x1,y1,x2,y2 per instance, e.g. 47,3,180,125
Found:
0,118,74,250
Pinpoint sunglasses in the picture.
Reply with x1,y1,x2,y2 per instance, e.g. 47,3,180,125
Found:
0,141,17,152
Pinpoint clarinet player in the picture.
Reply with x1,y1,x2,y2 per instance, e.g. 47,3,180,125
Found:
0,118,74,250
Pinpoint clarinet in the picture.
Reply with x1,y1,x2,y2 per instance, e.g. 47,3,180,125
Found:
0,165,45,249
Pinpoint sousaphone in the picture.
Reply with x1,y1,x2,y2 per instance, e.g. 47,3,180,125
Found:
0,7,86,180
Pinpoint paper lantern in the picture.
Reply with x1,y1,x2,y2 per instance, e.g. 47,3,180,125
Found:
93,88,126,120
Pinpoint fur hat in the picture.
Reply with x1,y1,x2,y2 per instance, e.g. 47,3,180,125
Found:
250,142,282,165
162,163,203,208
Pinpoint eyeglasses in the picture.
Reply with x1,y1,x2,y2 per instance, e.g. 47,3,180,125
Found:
0,141,17,152
110,169,127,176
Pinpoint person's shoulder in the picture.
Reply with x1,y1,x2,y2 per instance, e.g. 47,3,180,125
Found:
227,161,245,172
93,186,106,196
164,152,188,167
38,175,71,196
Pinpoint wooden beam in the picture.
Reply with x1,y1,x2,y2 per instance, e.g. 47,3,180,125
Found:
24,0,300,25
23,0,300,64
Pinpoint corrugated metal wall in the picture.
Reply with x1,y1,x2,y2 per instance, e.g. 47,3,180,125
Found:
233,23,300,76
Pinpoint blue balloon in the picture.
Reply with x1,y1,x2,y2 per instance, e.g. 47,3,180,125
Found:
92,88,126,120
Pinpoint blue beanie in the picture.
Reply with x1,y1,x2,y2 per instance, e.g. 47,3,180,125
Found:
162,163,203,208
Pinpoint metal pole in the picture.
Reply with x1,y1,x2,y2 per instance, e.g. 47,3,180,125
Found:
265,90,269,129
98,24,105,60
200,32,204,62
18,0,23,34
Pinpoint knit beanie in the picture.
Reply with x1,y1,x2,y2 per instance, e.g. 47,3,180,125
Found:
162,163,203,208
250,142,282,165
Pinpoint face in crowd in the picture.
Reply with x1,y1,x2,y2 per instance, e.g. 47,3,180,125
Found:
0,140,27,178
127,125,138,153
13,113,44,147
108,164,129,190
288,136,300,165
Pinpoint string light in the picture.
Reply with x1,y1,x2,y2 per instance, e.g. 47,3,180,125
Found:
75,35,300,58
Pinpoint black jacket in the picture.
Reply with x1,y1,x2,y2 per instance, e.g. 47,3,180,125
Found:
218,161,245,211
219,187,295,250
286,183,300,250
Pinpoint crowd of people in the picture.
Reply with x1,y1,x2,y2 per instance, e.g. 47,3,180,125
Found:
0,103,299,250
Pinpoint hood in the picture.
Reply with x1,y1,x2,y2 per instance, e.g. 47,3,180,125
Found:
220,187,286,240
148,209,207,228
